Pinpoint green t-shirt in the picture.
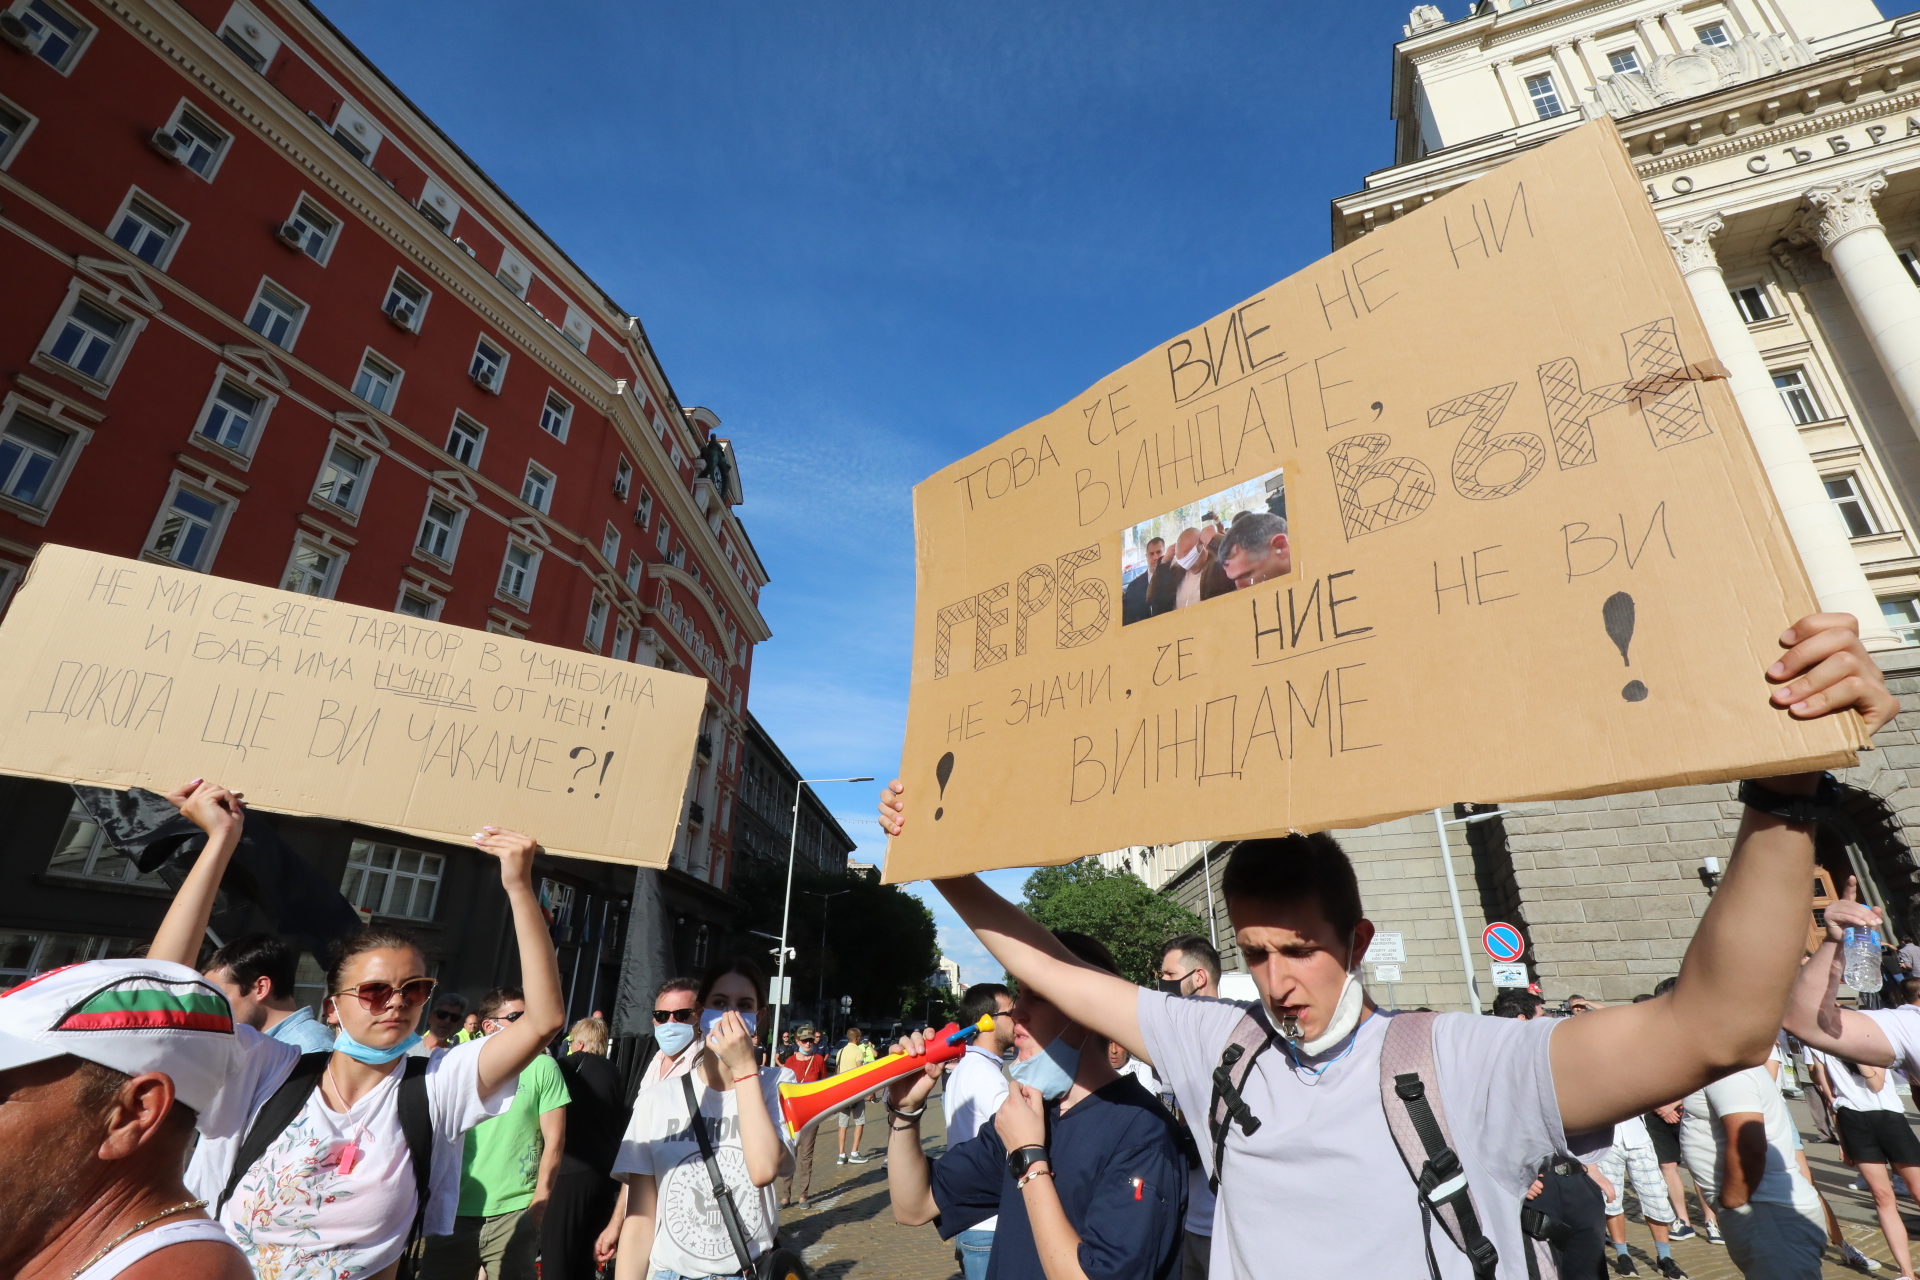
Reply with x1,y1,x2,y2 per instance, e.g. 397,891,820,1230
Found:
457,1051,571,1217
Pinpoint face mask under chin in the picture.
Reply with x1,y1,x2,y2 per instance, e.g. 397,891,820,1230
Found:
1279,931,1367,1055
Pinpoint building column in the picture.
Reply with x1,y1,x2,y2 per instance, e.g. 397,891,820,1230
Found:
1804,173,1920,446
1663,215,1895,642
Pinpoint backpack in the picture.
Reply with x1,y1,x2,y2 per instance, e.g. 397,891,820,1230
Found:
215,1052,435,1278
1205,1008,1559,1280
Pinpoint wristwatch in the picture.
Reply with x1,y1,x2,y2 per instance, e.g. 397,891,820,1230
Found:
1006,1145,1050,1180
1737,772,1842,826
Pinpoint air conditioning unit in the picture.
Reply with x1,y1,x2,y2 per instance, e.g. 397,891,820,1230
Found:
149,129,185,162
472,366,499,392
0,12,43,52
276,222,305,248
385,298,417,329
613,478,629,500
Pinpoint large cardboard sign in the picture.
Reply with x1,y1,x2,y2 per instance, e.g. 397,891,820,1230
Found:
885,121,1865,884
0,545,707,865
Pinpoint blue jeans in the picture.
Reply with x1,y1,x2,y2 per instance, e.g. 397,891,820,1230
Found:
956,1228,994,1280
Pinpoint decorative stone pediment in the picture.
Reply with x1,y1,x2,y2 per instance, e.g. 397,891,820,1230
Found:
1591,34,1813,117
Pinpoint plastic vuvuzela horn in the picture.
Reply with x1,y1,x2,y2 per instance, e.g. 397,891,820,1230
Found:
777,1015,995,1139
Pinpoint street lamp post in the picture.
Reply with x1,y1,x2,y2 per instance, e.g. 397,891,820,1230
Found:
801,887,852,1016
1432,806,1513,1016
772,776,872,1052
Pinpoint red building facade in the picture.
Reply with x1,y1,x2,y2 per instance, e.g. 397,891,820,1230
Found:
0,0,768,896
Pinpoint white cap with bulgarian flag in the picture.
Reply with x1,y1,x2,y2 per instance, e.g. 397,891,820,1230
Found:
0,957,242,1113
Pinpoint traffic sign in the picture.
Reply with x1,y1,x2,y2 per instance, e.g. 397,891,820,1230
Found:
1370,931,1406,964
1372,963,1402,984
1482,922,1525,963
1490,963,1529,988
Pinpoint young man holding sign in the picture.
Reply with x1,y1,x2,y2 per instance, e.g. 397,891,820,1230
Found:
882,614,1897,1280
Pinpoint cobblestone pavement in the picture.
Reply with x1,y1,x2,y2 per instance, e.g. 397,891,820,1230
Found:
770,1091,1920,1280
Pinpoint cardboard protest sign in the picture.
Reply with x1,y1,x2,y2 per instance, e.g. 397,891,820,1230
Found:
0,545,706,865
885,120,1866,884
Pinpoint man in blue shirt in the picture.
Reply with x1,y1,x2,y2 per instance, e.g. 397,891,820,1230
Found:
201,932,335,1053
884,932,1185,1280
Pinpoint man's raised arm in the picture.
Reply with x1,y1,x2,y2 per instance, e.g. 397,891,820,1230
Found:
1548,614,1898,1133
1783,880,1899,1066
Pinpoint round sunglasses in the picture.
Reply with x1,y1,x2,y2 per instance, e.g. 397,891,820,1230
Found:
334,977,438,1010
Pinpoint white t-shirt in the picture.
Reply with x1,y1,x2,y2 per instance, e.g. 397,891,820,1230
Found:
1138,993,1572,1280
185,1028,515,1278
943,1045,1009,1234
1700,1066,1820,1211
1813,1046,1904,1112
613,1065,795,1276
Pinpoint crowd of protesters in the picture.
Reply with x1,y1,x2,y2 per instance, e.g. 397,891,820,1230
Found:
9,612,1920,1280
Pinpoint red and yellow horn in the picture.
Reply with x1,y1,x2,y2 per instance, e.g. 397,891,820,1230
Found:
778,1015,995,1139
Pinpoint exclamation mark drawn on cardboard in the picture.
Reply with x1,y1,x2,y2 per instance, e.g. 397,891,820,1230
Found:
1603,591,1649,702
935,751,955,821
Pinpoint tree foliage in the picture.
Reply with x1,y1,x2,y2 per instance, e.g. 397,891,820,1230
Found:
1021,860,1205,986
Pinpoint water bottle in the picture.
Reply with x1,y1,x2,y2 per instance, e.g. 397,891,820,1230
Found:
1845,926,1884,993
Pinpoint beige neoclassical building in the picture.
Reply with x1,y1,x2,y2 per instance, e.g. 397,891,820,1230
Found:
1111,0,1920,1012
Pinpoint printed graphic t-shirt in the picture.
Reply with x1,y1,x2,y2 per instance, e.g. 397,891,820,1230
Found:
459,1050,571,1216
1137,992,1569,1280
612,1067,795,1276
185,1028,516,1280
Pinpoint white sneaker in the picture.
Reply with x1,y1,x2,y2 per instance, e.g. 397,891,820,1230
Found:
1843,1245,1885,1272
836,1154,847,1165
847,1151,872,1164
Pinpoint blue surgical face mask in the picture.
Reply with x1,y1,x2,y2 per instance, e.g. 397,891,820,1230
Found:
654,1020,697,1057
334,1025,420,1065
1008,1029,1080,1101
700,1008,757,1038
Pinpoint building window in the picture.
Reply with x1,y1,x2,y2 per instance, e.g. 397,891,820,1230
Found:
1606,48,1641,75
383,272,427,330
280,199,336,261
11,0,89,72
0,932,138,985
539,391,572,440
1773,369,1824,425
585,596,609,649
0,409,73,510
1694,22,1730,47
1901,248,1920,288
613,620,633,662
395,589,438,619
283,540,339,597
614,457,632,500
351,353,400,411
0,99,32,166
159,104,227,178
626,552,643,591
1523,73,1563,120
315,443,370,512
146,482,225,569
521,463,553,513
197,380,264,455
446,415,484,466
601,523,620,565
342,841,443,922
217,4,278,70
1825,474,1881,538
109,194,182,267
418,198,451,234
245,283,305,350
671,544,685,570
46,799,165,885
657,519,671,556
470,338,506,392
1883,596,1920,645
499,542,537,601
634,488,653,528
44,296,129,382
1730,285,1774,324
417,498,460,561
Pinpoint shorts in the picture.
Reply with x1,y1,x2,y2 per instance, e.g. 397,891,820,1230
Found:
1719,1200,1825,1280
837,1093,877,1128
1598,1143,1674,1222
1837,1107,1920,1166
1645,1112,1681,1165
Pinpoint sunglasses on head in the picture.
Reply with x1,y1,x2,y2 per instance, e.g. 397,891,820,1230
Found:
336,978,438,1010
652,1008,698,1025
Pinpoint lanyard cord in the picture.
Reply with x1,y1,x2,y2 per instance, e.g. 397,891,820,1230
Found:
1280,1030,1359,1081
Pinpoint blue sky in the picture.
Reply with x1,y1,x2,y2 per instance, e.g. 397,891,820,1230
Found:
315,0,1508,984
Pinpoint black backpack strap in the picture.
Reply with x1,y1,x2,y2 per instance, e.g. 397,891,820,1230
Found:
683,1072,758,1277
1379,1012,1500,1280
216,1051,331,1215
1205,1008,1277,1194
396,1056,434,1280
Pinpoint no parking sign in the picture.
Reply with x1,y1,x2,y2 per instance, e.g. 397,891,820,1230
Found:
1482,923,1525,964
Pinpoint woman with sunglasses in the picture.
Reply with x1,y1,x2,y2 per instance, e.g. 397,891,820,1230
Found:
151,779,566,1280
